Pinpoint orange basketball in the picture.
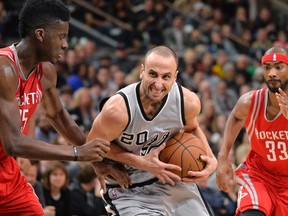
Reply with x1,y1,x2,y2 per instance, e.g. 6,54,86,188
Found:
159,132,207,178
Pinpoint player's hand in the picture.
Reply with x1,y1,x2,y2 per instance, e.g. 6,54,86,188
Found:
43,206,56,216
183,154,217,183
215,156,235,193
276,88,288,119
91,160,131,193
78,138,110,162
140,143,181,186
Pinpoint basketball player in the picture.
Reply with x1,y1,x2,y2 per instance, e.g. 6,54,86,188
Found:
216,46,288,216
0,0,126,215
87,46,217,215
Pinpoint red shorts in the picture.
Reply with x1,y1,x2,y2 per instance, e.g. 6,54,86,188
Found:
235,164,288,216
0,156,43,215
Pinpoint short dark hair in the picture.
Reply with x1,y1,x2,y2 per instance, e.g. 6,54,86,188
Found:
265,46,288,55
19,0,70,38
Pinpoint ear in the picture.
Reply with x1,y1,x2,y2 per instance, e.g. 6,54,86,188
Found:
174,70,179,80
35,28,45,42
139,63,144,79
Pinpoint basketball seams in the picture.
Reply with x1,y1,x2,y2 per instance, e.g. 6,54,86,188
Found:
159,132,207,178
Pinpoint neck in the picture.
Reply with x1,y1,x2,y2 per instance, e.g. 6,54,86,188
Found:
268,91,279,107
15,40,39,77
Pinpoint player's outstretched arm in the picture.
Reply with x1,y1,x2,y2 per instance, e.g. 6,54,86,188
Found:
0,59,109,162
216,91,252,192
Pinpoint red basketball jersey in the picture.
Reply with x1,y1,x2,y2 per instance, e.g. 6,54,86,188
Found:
0,45,44,161
244,88,288,187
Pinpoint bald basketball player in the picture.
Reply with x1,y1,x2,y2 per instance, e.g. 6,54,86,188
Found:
87,45,217,215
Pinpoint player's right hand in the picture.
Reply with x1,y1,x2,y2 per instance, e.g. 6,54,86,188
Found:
216,157,235,193
78,138,110,162
141,143,181,186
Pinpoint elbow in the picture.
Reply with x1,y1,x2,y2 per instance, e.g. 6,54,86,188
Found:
2,137,23,157
3,140,16,156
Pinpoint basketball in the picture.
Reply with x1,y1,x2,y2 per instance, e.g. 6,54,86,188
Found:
159,132,207,178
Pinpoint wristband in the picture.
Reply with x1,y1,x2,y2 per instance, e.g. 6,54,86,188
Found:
73,146,78,161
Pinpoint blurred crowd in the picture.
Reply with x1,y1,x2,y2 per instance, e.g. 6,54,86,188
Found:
1,0,288,215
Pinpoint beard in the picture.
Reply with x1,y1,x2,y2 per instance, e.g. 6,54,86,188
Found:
265,79,288,93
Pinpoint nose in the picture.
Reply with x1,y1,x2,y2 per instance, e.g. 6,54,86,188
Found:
154,78,164,89
268,67,278,78
62,39,68,50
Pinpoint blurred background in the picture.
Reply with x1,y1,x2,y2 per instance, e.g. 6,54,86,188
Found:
3,0,287,215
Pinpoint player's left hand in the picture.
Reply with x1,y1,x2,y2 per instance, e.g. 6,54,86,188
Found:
276,88,288,119
182,154,217,183
91,160,131,193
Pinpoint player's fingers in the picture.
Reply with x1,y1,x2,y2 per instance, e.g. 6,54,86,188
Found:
216,176,230,192
98,176,107,193
164,170,181,182
187,170,203,177
154,143,166,155
157,175,167,185
164,163,181,171
165,176,176,186
279,88,287,96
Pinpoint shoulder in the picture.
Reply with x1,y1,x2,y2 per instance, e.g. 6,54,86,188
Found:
232,90,256,119
101,94,128,126
0,56,18,91
41,62,57,90
181,86,201,113
103,94,127,113
237,90,255,107
42,62,56,78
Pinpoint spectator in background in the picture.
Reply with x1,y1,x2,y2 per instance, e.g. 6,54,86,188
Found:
234,54,252,84
65,49,78,74
223,62,238,94
273,30,288,50
68,87,96,132
54,61,69,89
230,6,250,37
197,51,214,74
197,79,213,103
42,162,72,216
58,85,74,110
35,114,57,143
133,0,161,47
178,48,198,91
112,45,137,73
252,7,278,41
250,28,273,60
24,160,56,216
187,27,209,48
211,50,229,79
67,62,90,92
212,80,238,116
163,14,190,57
198,177,237,216
69,162,107,216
